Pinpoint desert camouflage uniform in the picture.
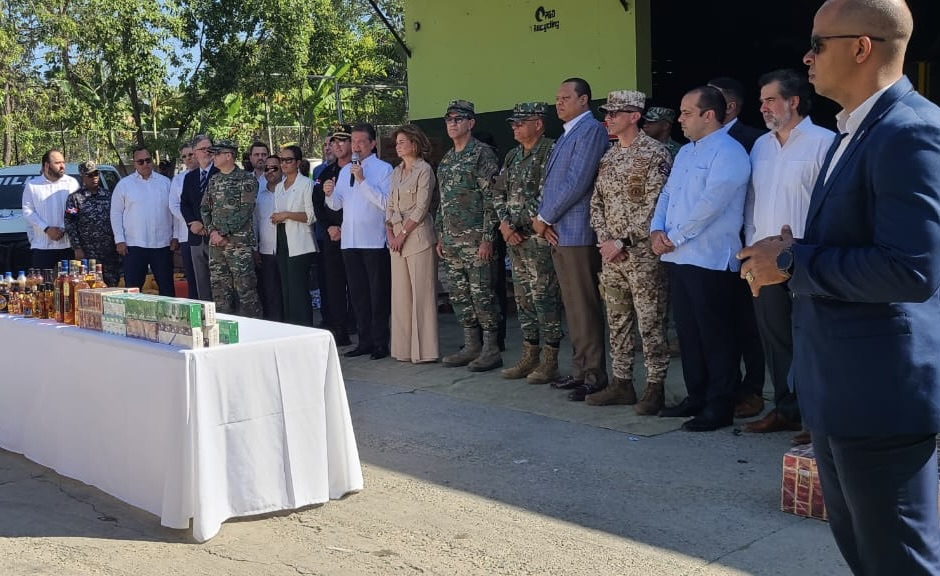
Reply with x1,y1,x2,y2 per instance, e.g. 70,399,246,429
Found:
492,134,561,344
436,137,500,331
64,187,122,286
590,131,672,384
201,169,261,317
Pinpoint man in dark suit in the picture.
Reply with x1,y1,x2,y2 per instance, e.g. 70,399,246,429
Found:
740,0,940,572
531,77,610,401
180,134,218,301
709,76,769,420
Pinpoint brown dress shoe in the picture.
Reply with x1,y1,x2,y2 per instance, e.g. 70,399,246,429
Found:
734,393,764,418
791,429,812,446
743,410,802,433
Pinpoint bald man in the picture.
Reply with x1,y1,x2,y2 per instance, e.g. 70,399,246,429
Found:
739,1,940,573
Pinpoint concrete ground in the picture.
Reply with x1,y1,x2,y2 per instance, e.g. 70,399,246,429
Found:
0,314,850,575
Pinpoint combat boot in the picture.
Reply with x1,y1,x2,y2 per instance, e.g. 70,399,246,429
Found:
585,376,637,406
634,380,665,415
442,326,482,367
526,344,560,384
468,331,503,372
501,341,540,379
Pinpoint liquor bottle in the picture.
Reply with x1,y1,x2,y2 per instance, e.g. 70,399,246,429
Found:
4,272,14,315
21,285,36,318
9,272,21,315
16,270,26,293
62,262,75,325
70,263,89,321
43,283,55,319
0,273,8,313
54,261,67,322
93,264,107,288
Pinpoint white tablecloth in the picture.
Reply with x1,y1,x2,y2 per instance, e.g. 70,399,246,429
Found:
0,314,363,542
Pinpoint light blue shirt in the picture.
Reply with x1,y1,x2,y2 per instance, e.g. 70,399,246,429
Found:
650,128,750,271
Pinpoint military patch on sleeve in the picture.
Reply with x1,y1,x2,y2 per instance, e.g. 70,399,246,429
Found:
658,162,670,177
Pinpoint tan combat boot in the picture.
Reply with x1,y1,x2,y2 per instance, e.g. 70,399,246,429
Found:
526,344,561,384
501,341,541,379
468,331,503,372
585,376,637,406
442,326,482,367
634,381,665,415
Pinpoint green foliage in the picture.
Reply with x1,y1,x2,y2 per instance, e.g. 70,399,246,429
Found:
0,0,406,166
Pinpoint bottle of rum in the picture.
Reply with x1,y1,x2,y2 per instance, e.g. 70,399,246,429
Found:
54,261,67,322
0,273,8,313
62,262,75,325
43,282,55,319
70,262,89,323
93,264,107,288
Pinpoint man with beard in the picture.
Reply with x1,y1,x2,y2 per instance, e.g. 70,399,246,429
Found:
742,69,833,444
21,149,79,269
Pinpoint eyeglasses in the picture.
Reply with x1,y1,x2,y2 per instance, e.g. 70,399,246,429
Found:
510,118,538,127
279,157,298,162
135,158,153,165
194,146,211,153
264,166,280,173
444,116,469,124
809,34,886,54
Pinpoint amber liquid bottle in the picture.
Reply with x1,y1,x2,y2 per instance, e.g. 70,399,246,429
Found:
62,262,75,325
93,264,107,288
70,262,89,323
54,261,67,322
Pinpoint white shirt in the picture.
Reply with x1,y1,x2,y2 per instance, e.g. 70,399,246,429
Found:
169,169,191,242
110,171,174,248
745,117,835,245
254,181,279,255
21,174,79,249
274,175,318,256
825,82,895,182
325,153,392,249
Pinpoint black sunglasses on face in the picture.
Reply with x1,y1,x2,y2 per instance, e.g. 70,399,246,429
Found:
809,34,886,54
135,157,153,165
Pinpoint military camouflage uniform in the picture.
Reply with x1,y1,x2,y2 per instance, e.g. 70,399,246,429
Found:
644,107,682,160
64,187,122,286
492,134,561,344
664,139,682,160
201,168,261,317
436,137,500,331
590,131,673,384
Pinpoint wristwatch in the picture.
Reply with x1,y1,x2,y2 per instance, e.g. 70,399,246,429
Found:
776,246,794,278
614,237,633,251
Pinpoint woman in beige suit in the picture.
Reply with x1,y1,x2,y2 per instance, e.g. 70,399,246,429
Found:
386,125,438,362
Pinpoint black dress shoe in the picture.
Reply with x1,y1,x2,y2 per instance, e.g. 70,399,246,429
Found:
659,397,704,418
551,376,584,390
344,347,372,358
682,409,733,432
568,382,607,402
370,347,389,360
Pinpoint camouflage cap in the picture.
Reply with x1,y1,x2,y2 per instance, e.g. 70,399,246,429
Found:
598,90,647,113
209,139,238,154
329,123,353,141
507,102,549,123
446,99,475,118
78,160,99,175
644,106,676,123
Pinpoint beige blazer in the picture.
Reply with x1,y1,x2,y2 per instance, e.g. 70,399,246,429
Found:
386,159,436,258
274,174,318,256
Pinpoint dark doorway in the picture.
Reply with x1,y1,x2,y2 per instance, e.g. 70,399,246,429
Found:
649,0,940,133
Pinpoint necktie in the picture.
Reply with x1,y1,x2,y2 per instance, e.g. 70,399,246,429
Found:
199,170,208,193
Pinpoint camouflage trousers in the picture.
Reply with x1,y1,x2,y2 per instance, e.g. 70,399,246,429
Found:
599,255,669,383
442,244,501,332
208,245,261,318
507,235,562,343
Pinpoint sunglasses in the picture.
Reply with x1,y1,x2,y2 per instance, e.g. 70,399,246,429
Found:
809,34,885,55
279,157,299,162
264,166,281,173
444,116,469,124
135,157,153,165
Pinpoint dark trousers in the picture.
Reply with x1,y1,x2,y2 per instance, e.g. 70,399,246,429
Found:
276,225,313,326
551,245,607,386
753,283,799,421
318,237,350,335
31,248,73,272
343,248,391,351
123,246,174,296
258,253,283,322
733,276,766,397
492,231,508,349
814,433,940,575
180,241,198,299
665,263,739,413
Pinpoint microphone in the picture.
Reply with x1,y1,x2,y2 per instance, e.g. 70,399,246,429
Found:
349,153,360,187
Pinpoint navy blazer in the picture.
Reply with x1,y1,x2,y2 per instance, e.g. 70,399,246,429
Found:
790,77,940,436
726,120,765,154
538,114,609,246
179,165,218,245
